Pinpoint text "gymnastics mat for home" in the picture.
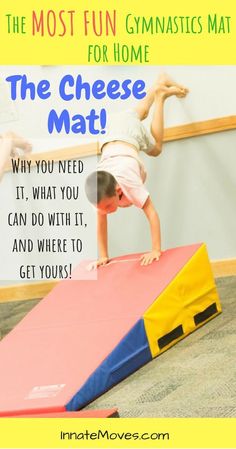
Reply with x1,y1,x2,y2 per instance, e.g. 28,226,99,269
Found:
0,243,221,416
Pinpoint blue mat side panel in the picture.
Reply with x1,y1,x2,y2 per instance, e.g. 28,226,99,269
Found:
66,318,151,411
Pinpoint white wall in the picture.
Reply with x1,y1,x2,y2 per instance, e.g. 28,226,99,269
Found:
0,65,235,283
108,130,236,259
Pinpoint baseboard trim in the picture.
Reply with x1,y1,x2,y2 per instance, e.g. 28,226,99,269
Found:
0,281,58,303
211,258,236,278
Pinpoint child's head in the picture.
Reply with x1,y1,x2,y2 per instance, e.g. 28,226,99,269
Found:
85,170,120,214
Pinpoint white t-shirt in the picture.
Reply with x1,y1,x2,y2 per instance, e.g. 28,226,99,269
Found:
97,144,150,209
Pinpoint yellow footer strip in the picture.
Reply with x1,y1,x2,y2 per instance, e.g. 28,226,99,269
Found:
0,418,235,448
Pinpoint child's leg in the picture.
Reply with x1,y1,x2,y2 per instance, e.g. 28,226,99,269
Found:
149,91,165,156
148,75,188,157
135,86,156,121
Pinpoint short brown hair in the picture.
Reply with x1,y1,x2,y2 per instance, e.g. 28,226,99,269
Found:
85,170,117,204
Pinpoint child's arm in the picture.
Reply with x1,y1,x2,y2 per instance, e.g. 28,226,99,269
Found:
0,133,32,181
141,197,161,265
98,212,109,263
88,212,109,270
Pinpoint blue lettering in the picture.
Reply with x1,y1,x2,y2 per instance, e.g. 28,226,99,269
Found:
59,75,74,101
48,109,70,133
120,79,132,100
133,80,146,99
92,80,106,99
107,80,120,99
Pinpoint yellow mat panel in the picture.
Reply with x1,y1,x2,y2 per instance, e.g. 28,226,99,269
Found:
143,244,221,358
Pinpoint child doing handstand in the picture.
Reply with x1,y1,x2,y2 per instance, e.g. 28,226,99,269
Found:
85,74,188,268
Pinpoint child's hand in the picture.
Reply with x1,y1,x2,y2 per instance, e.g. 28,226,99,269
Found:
87,257,109,271
0,132,32,180
140,250,161,266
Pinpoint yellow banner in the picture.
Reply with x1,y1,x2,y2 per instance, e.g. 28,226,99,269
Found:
0,0,236,64
0,418,236,448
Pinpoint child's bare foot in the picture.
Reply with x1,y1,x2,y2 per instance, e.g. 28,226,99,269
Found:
155,83,187,100
156,73,189,98
158,72,189,92
1,131,32,156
